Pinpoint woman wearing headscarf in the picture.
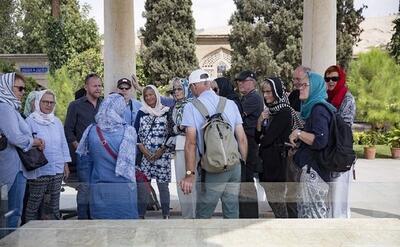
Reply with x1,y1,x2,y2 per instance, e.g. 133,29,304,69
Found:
77,93,138,219
24,90,71,222
169,77,195,219
324,65,356,218
288,72,336,218
255,77,303,218
134,85,172,219
0,73,44,228
215,77,242,114
23,91,38,118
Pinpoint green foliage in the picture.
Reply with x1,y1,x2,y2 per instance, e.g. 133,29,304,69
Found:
347,49,400,125
229,0,364,85
389,15,400,64
0,0,23,53
47,66,74,123
336,1,365,68
64,48,103,92
141,0,198,85
0,59,16,73
385,127,400,148
357,131,385,147
47,17,68,73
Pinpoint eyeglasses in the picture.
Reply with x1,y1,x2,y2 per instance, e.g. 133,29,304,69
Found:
13,86,25,92
293,75,307,84
41,100,55,106
294,83,309,89
118,87,131,91
324,76,339,82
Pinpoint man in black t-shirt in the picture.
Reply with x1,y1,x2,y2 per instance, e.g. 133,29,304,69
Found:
236,70,264,218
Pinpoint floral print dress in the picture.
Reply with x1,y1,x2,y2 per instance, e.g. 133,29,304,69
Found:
136,111,172,183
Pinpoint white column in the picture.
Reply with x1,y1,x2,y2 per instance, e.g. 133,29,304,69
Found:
302,0,336,74
104,0,136,95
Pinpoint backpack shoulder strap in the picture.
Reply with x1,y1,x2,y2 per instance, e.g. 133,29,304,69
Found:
192,98,210,119
216,97,227,114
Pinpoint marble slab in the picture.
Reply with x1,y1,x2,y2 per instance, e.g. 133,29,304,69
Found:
1,219,399,247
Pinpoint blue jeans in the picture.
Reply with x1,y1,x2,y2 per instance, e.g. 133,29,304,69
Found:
76,155,91,219
7,171,27,228
196,164,241,219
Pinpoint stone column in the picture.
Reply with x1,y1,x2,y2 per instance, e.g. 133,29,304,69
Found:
302,0,336,74
104,0,135,95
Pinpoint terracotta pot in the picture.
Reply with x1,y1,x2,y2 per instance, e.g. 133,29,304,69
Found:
391,147,400,159
364,146,376,159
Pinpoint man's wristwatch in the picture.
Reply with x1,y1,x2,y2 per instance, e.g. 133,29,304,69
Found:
186,170,195,176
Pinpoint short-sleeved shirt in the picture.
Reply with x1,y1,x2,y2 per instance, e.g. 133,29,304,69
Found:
240,89,263,136
181,90,243,155
124,99,142,126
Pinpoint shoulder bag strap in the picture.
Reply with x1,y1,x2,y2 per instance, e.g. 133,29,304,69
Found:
96,125,118,160
191,98,209,119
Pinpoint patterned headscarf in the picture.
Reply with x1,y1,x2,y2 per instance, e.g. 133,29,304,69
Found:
23,91,38,117
264,77,303,131
30,90,56,125
0,73,21,110
325,65,348,109
140,85,170,117
171,78,191,134
77,94,137,182
300,72,336,120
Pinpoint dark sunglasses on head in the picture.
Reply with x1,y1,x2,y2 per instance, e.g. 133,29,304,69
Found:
13,86,25,92
324,76,339,82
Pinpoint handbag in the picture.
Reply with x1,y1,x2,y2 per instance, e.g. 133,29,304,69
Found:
0,133,7,151
16,146,48,171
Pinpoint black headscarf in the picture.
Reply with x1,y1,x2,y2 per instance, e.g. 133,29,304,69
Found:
215,77,242,114
264,77,303,131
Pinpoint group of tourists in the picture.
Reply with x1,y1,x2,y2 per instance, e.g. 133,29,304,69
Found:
0,62,355,228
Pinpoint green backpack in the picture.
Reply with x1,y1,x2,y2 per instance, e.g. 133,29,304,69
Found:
192,97,241,173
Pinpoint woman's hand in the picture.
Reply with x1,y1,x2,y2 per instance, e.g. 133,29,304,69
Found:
33,138,45,151
152,146,165,161
63,164,70,181
257,109,269,131
289,129,301,146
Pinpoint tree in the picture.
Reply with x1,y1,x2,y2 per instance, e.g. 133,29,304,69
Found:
48,66,74,122
18,0,100,72
229,0,364,85
141,0,198,85
388,14,400,64
0,0,23,53
347,49,400,126
336,1,365,69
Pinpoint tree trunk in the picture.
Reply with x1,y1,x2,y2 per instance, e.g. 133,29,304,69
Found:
51,0,61,18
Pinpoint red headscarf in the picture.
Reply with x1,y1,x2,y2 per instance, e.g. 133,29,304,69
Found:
325,65,348,109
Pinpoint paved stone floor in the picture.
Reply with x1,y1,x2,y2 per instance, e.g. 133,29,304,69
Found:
1,219,399,247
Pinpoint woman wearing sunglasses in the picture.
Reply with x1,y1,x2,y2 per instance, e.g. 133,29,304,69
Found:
0,73,45,229
324,65,356,219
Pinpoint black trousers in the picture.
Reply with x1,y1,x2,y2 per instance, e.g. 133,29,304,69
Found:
239,135,260,218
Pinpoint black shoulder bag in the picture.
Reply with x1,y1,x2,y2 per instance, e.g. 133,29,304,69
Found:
17,133,48,171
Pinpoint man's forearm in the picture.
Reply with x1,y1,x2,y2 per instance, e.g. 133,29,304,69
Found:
184,142,197,172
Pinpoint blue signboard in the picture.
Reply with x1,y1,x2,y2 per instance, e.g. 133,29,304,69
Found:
20,67,49,74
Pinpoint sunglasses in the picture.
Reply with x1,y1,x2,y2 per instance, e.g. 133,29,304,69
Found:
294,83,309,89
13,86,26,92
324,76,339,82
118,86,131,91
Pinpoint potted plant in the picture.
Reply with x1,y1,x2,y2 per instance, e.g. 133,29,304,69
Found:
360,131,379,159
386,127,400,159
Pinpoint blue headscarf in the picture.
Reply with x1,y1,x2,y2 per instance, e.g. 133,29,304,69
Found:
77,94,137,182
300,72,336,120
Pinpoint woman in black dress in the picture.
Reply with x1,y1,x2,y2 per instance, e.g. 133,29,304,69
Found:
255,77,302,218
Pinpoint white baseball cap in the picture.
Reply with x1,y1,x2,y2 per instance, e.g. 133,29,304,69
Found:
188,69,210,85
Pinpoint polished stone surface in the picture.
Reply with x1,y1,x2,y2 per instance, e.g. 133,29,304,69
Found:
1,219,399,247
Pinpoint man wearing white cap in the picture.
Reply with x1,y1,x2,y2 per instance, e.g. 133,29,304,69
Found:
180,69,248,218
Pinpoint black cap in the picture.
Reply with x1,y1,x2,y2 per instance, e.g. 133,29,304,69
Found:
117,78,132,88
235,70,257,81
